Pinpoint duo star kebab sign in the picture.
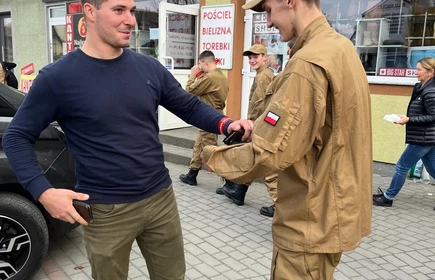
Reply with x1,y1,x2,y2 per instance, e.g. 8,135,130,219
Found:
199,4,235,69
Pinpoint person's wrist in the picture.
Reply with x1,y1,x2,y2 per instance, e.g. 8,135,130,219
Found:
218,117,232,135
38,187,55,203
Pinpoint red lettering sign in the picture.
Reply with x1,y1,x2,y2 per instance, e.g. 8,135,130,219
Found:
202,10,232,20
21,63,34,75
67,2,82,14
66,14,74,53
379,68,417,77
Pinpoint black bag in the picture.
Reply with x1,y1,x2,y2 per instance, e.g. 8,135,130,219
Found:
1,61,18,89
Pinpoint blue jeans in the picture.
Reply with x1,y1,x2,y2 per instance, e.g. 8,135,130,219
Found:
385,144,435,199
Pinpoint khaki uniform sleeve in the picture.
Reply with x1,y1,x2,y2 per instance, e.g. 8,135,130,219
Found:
204,70,328,184
185,74,214,96
248,77,273,121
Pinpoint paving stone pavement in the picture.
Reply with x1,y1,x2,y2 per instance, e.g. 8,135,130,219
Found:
33,162,435,280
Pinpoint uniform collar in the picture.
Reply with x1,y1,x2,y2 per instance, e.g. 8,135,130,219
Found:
257,64,268,73
208,67,221,74
290,16,330,56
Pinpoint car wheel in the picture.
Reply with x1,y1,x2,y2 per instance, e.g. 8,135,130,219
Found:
0,192,49,280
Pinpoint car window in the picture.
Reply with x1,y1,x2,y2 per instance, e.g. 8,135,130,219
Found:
0,95,16,117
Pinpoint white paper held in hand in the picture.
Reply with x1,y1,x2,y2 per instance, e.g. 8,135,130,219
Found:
383,114,401,123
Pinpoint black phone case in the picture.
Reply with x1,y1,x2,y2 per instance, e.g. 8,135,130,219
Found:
223,129,245,145
73,201,93,223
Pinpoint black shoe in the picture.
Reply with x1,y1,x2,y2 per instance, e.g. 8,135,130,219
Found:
373,188,393,207
216,179,237,195
260,204,275,217
179,169,199,186
223,184,248,206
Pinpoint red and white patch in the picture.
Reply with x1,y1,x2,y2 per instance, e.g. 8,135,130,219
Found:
264,111,280,126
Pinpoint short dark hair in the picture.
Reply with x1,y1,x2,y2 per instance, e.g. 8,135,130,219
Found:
198,50,215,62
81,0,107,9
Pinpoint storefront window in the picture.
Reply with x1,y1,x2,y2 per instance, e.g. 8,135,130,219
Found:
322,0,435,78
1,14,13,63
251,13,289,73
48,6,66,63
134,0,198,69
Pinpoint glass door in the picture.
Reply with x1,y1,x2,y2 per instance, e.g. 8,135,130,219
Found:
158,2,199,131
48,6,66,63
0,13,13,62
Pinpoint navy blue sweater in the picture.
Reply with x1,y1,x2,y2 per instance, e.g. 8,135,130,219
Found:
3,49,229,203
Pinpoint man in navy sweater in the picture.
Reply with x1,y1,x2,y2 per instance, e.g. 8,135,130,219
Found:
2,0,252,279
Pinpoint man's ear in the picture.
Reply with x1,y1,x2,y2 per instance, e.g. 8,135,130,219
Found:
83,3,96,23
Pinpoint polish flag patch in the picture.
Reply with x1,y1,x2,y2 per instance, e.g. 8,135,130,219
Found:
264,111,280,126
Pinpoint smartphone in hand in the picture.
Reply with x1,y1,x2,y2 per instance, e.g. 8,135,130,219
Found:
223,129,245,145
72,200,93,223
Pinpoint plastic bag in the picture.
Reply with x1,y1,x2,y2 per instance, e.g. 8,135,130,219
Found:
408,160,423,179
383,114,401,123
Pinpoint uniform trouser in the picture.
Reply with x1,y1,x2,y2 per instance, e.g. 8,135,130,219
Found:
271,243,342,280
82,185,185,280
264,173,278,202
241,173,278,202
189,129,218,170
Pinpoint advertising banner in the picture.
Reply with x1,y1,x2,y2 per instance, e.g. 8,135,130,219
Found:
66,1,86,53
252,12,288,73
199,5,235,69
167,13,195,68
19,74,37,94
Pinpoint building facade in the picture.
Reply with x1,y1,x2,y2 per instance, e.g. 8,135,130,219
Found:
1,0,434,165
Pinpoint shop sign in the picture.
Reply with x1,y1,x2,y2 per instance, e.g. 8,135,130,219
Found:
199,4,235,69
378,67,416,77
252,12,285,73
19,74,37,94
65,2,86,53
167,14,195,68
21,63,34,75
67,1,82,14
253,13,279,34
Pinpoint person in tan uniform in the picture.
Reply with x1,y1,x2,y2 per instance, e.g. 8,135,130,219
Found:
202,0,372,278
0,65,5,85
179,50,229,186
215,44,277,217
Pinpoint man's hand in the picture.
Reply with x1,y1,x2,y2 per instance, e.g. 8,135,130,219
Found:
191,65,202,76
395,115,409,126
38,188,90,226
227,119,254,142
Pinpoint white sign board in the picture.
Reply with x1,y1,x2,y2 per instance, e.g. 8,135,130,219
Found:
199,4,235,69
167,13,195,68
149,28,159,40
167,32,195,62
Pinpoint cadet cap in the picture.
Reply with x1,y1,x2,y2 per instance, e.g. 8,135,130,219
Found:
243,44,268,56
242,0,265,12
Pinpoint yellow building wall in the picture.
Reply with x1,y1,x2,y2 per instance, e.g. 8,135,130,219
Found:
371,94,409,164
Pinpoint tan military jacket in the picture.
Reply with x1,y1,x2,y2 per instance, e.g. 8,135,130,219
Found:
0,66,5,85
186,68,228,113
248,65,274,121
204,16,372,253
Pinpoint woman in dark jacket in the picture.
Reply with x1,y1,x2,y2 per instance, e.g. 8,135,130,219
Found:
374,57,435,207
